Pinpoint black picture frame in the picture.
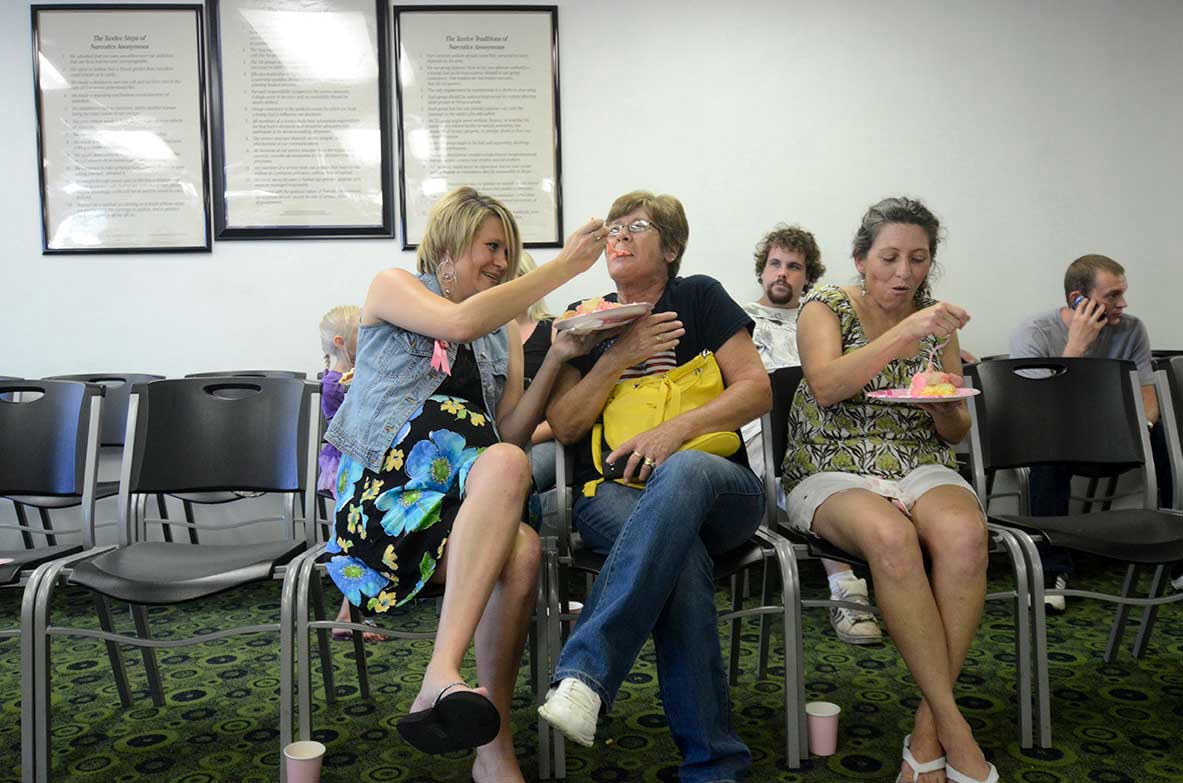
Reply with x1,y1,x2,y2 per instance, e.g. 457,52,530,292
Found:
393,5,563,249
31,3,212,254
207,0,395,239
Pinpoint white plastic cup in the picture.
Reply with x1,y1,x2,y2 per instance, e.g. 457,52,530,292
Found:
805,701,841,756
564,601,583,633
283,740,326,783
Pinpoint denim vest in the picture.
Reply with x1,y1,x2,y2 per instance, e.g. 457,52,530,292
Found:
325,272,509,472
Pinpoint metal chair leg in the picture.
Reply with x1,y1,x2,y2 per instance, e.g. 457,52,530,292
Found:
1131,564,1167,658
131,605,165,706
1104,565,1139,663
93,595,132,707
13,502,35,550
181,499,200,545
757,559,774,681
309,575,337,704
156,494,173,543
727,574,742,686
36,508,57,548
346,602,371,699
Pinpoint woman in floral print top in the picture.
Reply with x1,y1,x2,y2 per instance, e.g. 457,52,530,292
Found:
782,197,999,783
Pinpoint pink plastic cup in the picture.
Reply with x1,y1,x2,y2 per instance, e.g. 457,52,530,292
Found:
283,740,326,783
805,701,841,756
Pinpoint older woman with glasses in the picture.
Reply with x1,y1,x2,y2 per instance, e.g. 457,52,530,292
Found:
538,190,771,783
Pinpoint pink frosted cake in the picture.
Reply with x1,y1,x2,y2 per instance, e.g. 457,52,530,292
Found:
908,370,961,398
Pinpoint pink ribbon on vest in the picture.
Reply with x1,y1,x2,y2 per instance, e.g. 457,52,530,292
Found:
431,339,451,375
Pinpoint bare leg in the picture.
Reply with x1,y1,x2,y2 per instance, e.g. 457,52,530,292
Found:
409,444,532,715
904,486,991,781
812,489,986,783
470,523,540,783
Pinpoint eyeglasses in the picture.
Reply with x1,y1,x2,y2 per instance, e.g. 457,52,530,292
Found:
606,219,656,237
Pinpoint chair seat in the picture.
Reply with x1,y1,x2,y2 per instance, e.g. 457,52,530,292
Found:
168,491,258,504
0,545,83,586
991,508,1183,565
571,539,767,582
68,540,306,604
5,481,119,509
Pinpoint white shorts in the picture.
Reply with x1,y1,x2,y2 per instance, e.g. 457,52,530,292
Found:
785,464,981,536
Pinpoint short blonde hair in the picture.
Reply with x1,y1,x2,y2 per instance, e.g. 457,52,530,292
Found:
319,305,360,369
416,187,522,282
516,250,553,321
607,191,689,277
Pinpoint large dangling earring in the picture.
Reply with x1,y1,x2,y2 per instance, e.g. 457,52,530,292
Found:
439,258,456,299
859,273,867,297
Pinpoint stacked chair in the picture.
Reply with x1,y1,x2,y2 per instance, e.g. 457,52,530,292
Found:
1,379,133,782
18,376,321,783
964,357,1183,747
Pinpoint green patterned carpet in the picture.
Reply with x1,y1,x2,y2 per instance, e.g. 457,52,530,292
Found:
1,552,1181,782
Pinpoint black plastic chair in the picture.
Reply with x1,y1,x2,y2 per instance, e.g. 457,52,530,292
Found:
765,366,1037,750
964,357,1183,748
20,377,322,783
0,375,20,402
42,374,182,544
186,369,308,379
545,435,798,772
1,379,133,781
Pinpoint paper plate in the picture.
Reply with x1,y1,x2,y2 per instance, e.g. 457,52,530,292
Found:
866,387,980,404
554,302,652,334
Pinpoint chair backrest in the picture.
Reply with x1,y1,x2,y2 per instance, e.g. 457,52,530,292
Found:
1151,349,1183,360
45,373,164,446
0,375,20,402
0,379,104,496
965,358,1152,503
769,366,805,478
185,370,307,380
125,378,315,494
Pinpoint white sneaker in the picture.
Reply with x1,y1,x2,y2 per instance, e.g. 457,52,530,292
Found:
1170,572,1183,593
829,578,882,645
1044,575,1067,612
538,678,600,748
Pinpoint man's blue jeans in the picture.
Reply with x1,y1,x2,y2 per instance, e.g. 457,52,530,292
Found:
554,451,764,783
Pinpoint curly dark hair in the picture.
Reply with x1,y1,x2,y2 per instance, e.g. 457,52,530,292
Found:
753,224,825,293
851,197,942,304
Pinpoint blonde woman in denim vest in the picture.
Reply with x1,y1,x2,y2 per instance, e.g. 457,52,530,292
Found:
325,187,607,783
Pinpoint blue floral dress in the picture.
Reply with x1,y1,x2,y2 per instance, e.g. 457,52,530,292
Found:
326,345,498,614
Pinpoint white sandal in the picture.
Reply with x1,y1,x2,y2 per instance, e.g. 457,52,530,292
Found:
895,733,947,783
946,761,999,783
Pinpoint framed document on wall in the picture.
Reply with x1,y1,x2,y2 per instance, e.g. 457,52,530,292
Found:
31,5,212,254
394,6,563,248
209,0,393,239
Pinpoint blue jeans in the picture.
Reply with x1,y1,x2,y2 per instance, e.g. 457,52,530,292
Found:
554,451,764,783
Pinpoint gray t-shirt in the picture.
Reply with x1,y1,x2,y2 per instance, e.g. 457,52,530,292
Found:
1009,308,1154,385
743,302,800,371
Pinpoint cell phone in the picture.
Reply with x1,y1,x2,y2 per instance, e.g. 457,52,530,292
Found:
1071,294,1087,308
602,459,627,480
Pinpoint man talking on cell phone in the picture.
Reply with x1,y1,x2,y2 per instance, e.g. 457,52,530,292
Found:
1009,254,1173,611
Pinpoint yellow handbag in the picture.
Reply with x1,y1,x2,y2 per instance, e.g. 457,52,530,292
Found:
586,350,741,496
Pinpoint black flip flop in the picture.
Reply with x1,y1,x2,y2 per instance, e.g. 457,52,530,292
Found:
396,682,500,754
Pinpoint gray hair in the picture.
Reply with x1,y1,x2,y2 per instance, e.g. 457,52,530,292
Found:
851,196,942,304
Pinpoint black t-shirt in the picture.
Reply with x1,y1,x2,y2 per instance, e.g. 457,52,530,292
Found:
566,275,755,486
522,318,553,389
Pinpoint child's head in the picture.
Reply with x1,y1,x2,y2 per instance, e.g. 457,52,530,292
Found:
319,305,361,370
516,251,553,322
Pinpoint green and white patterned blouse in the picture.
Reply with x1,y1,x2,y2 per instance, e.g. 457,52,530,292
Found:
780,285,957,495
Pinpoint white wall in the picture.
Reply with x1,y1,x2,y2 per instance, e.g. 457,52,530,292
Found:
3,0,1182,380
